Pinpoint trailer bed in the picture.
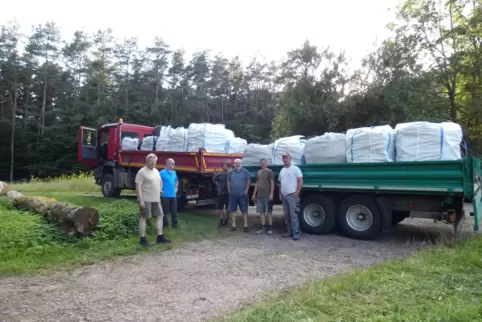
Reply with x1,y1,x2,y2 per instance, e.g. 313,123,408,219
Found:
246,157,482,232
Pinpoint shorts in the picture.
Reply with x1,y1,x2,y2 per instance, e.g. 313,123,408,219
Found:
228,194,248,213
256,196,269,213
216,194,229,210
140,202,164,218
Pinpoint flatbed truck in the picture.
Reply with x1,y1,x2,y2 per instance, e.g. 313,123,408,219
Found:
245,158,482,240
77,120,242,210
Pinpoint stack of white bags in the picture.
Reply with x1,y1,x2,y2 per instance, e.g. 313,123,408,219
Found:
155,126,189,152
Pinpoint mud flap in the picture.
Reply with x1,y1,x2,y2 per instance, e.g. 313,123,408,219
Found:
376,196,392,233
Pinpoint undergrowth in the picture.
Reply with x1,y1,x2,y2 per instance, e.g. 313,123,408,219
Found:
9,173,101,194
0,194,225,276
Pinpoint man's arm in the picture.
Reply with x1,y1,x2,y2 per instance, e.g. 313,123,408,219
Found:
227,172,232,194
295,167,303,197
269,170,274,199
175,172,179,193
278,170,283,200
244,170,250,195
159,170,163,196
212,173,218,184
135,171,144,207
252,172,258,199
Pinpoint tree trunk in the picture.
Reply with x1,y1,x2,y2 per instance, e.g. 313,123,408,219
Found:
9,79,17,183
40,76,48,136
2,184,100,236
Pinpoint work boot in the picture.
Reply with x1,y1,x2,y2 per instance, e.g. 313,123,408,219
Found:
140,237,150,247
266,226,273,235
218,219,225,228
256,225,268,234
156,234,172,244
243,226,249,233
229,226,236,232
222,218,229,226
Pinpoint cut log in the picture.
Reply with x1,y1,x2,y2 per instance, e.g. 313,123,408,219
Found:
0,181,9,195
4,189,100,236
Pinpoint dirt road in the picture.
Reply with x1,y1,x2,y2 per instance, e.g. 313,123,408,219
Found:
0,205,475,322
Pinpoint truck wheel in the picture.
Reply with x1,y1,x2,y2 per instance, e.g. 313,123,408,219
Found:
392,210,410,225
338,195,382,240
299,194,336,234
101,174,121,198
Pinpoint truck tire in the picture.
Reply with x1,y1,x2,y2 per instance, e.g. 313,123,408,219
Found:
392,210,410,225
101,174,121,198
338,194,382,240
299,194,337,234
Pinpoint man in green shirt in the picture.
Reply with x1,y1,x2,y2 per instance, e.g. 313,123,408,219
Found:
252,158,275,235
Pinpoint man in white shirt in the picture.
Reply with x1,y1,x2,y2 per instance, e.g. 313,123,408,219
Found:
278,152,303,240
135,153,171,247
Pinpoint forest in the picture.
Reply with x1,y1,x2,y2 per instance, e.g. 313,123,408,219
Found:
0,0,481,181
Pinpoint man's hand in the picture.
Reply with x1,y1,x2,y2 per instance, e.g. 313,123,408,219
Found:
294,191,300,197
269,193,273,201
252,194,256,201
139,200,145,209
279,193,283,201
245,190,249,196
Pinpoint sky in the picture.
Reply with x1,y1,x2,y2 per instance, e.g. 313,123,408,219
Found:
1,0,403,69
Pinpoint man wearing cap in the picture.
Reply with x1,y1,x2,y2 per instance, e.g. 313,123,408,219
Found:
278,152,303,240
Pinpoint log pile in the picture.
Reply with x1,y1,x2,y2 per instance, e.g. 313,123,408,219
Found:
0,181,100,236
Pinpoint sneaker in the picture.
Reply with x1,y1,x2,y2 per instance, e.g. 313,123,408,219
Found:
140,237,150,247
222,218,229,226
243,226,249,233
256,225,267,234
156,234,172,244
229,226,236,232
218,219,224,228
266,226,273,235
292,235,300,241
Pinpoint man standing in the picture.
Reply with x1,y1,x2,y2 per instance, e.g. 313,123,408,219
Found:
135,153,171,247
279,153,303,240
213,161,230,227
252,158,274,235
227,158,251,233
160,158,179,228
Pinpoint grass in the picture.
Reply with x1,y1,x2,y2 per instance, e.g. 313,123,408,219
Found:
0,192,226,276
9,173,101,195
217,236,482,322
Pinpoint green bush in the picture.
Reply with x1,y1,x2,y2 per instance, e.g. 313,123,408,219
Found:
95,199,140,240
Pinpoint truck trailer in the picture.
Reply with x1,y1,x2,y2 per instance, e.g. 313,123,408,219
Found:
77,120,242,210
245,157,482,240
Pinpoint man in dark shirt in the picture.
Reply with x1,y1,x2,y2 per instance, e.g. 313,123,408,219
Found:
213,161,230,227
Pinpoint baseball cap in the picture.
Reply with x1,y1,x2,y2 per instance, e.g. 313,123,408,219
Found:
282,153,291,158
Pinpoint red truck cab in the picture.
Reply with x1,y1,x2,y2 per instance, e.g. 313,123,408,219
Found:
78,120,243,209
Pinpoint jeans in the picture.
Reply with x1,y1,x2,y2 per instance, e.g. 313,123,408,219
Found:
161,197,178,227
282,194,301,238
228,194,248,213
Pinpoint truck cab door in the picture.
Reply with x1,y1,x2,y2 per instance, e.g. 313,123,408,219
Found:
78,126,98,168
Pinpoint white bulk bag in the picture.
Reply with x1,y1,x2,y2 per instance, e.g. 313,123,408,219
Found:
140,136,157,151
346,125,395,163
187,123,235,153
155,125,172,151
226,137,248,154
121,137,139,151
304,133,346,164
272,135,306,165
169,127,188,152
395,121,462,161
242,143,274,166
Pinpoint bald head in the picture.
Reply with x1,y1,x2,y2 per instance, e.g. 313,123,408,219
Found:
166,158,175,170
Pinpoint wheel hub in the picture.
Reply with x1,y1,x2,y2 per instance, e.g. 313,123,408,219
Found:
303,203,326,227
104,181,112,192
346,205,373,232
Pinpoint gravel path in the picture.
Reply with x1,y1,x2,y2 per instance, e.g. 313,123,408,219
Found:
0,205,475,322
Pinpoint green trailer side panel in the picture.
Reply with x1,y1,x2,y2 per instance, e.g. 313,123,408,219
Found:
470,158,482,232
246,159,470,195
